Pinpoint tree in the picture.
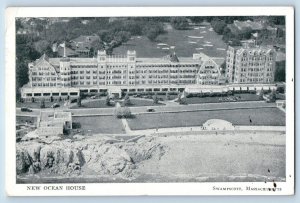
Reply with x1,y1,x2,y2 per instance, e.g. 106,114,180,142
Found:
171,17,189,30
258,90,264,100
153,93,159,104
177,92,187,105
143,22,165,41
115,106,123,119
211,19,227,35
105,94,111,106
77,96,81,107
90,38,104,56
114,106,132,119
165,91,171,100
122,107,132,118
33,40,50,54
123,93,131,106
269,89,277,102
237,27,253,40
16,19,23,30
275,61,286,82
40,99,45,108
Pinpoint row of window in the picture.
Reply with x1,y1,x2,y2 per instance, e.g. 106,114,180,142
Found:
32,77,57,82
32,82,57,87
32,72,56,76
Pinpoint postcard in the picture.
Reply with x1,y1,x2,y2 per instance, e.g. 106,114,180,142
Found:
5,7,294,196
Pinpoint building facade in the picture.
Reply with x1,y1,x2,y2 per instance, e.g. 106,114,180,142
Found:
225,44,276,84
21,50,223,101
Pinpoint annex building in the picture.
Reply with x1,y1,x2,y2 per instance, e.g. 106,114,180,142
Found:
225,43,276,84
20,50,225,101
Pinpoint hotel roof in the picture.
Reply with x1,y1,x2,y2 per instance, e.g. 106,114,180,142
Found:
34,52,225,69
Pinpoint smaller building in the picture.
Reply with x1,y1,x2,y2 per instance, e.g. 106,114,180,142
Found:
233,20,264,32
70,34,100,56
36,111,72,136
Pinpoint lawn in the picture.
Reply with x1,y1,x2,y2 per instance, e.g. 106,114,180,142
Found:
120,98,165,107
16,116,38,125
72,115,125,134
156,94,178,101
185,93,261,104
16,101,65,109
70,99,115,109
113,23,227,58
127,107,286,130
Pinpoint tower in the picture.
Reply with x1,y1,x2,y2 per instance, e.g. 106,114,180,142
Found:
97,50,107,62
59,57,71,87
127,50,136,62
127,50,136,86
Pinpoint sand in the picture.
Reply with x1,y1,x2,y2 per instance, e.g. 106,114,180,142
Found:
135,131,285,182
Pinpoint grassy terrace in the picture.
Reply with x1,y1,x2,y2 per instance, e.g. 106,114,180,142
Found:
72,115,125,134
70,99,115,109
127,107,286,130
120,98,165,107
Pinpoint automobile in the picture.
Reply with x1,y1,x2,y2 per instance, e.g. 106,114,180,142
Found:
51,103,60,108
70,98,77,103
21,107,32,112
146,107,155,112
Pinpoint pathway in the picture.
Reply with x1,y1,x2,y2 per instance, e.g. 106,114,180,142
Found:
122,125,286,136
116,102,132,134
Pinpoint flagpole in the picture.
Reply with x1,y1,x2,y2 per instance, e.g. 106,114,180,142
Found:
63,41,66,57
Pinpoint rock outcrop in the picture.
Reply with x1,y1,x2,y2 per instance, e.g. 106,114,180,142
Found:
16,136,167,180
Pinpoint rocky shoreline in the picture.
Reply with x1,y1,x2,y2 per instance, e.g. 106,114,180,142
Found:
16,135,167,182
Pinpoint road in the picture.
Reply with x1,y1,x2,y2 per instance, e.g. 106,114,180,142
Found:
16,101,277,117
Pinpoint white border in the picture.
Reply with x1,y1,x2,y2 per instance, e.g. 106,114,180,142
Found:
5,7,295,196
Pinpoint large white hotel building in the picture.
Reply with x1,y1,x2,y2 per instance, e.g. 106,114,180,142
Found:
20,44,276,102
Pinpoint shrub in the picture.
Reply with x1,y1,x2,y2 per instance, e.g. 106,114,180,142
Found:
153,93,159,104
123,93,131,106
269,90,277,102
105,95,110,106
40,99,45,108
72,122,81,129
77,96,81,107
115,106,133,119
165,91,171,100
177,93,187,105
258,90,264,100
